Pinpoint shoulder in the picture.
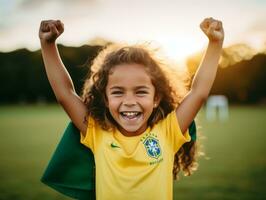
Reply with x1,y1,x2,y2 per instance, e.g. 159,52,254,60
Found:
155,111,191,141
80,115,113,152
156,111,177,128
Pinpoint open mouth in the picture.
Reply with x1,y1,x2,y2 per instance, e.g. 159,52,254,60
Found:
120,111,142,120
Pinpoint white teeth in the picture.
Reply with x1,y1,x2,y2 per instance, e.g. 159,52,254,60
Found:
121,112,140,117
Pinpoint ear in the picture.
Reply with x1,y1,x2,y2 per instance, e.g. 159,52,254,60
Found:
153,95,161,108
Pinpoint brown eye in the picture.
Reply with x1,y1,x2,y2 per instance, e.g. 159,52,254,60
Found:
136,90,148,96
111,91,123,96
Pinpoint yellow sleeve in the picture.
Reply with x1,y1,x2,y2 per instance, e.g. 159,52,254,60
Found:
80,116,97,153
163,111,191,153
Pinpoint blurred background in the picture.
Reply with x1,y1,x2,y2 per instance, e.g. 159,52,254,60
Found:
0,0,265,199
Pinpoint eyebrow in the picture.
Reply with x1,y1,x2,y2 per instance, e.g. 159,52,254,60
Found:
109,86,150,90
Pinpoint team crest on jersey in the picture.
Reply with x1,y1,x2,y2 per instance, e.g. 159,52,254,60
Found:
143,136,161,159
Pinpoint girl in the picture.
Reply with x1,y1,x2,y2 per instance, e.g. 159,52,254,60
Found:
39,18,224,199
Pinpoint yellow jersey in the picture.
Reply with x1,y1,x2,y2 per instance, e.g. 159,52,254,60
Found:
80,111,191,200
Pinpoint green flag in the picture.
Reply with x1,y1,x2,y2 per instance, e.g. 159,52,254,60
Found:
41,122,95,199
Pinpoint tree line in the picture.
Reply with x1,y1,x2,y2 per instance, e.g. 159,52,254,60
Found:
0,44,265,104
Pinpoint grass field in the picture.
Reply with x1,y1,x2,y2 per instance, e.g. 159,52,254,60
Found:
0,105,265,200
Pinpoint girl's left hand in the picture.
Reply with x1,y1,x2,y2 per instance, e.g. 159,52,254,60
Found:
200,17,224,42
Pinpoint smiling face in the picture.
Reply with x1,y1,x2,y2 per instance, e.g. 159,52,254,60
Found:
106,63,159,136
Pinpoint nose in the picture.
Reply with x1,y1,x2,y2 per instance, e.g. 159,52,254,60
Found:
122,93,137,107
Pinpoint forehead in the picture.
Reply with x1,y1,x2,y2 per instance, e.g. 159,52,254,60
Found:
107,63,152,87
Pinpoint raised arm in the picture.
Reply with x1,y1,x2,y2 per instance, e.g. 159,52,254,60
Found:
39,20,87,134
176,17,224,133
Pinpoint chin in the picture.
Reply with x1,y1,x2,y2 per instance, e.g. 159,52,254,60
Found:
120,125,145,136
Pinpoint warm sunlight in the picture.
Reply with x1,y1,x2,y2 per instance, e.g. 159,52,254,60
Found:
155,34,206,67
159,38,204,62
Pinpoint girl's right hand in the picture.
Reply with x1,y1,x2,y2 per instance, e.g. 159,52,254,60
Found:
39,20,64,43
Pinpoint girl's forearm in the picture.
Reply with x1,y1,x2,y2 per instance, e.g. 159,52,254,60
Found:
41,41,75,102
191,41,223,98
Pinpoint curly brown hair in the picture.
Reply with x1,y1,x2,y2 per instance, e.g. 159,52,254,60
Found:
81,43,200,179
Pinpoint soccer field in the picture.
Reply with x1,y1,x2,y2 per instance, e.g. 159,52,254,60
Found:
0,105,265,200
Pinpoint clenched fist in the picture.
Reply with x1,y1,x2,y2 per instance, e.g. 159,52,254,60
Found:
200,17,224,42
39,20,64,43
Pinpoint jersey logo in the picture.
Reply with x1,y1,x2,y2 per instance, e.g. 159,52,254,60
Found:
143,136,161,159
110,142,120,148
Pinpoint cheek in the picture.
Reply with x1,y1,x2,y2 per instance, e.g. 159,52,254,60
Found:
139,97,156,109
107,97,120,110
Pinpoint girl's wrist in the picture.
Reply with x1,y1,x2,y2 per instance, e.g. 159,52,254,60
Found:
208,39,223,48
40,39,56,48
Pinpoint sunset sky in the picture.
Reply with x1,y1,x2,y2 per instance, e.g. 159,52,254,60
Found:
0,0,266,61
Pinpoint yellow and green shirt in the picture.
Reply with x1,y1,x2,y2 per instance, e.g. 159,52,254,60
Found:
80,111,191,200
